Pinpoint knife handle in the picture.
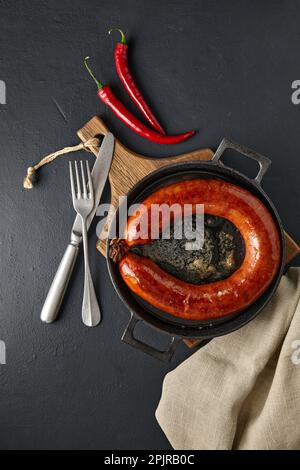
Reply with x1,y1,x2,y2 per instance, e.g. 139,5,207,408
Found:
40,243,79,324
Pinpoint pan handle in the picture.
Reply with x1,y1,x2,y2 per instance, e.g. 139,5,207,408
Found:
212,138,271,184
122,313,180,362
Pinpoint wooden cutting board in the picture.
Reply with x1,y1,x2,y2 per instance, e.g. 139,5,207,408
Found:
78,116,300,347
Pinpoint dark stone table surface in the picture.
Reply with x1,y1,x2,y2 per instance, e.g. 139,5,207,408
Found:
0,0,299,449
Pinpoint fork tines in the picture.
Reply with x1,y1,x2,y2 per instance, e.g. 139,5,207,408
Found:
69,160,93,202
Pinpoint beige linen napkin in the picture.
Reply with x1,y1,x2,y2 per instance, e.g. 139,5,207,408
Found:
156,267,300,450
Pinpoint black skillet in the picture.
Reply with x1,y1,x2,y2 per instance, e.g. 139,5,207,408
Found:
107,139,285,362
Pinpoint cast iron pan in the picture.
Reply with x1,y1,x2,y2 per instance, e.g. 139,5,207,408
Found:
107,139,285,362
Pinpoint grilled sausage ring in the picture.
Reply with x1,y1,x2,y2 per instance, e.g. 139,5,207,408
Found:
118,179,281,321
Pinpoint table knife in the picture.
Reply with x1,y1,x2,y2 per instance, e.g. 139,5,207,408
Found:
40,133,115,324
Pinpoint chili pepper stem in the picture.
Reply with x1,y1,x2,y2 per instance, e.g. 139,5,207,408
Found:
108,28,127,44
84,56,104,90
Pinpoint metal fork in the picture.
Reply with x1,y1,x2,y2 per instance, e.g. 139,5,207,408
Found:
69,160,101,327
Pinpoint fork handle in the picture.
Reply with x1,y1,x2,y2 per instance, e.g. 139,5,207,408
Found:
40,242,79,324
81,218,101,327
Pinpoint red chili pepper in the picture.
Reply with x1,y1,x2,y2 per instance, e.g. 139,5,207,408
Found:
109,28,165,135
84,57,195,145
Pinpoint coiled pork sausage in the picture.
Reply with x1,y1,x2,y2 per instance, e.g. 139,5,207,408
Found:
119,179,281,320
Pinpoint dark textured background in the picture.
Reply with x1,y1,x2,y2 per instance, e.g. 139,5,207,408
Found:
0,0,300,450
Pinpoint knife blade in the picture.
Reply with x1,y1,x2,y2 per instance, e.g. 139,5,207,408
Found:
71,132,115,239
40,133,115,324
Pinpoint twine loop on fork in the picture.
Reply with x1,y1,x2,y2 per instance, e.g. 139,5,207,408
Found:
23,137,100,189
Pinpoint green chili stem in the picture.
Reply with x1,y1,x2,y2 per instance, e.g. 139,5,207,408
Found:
108,28,127,45
84,56,103,90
